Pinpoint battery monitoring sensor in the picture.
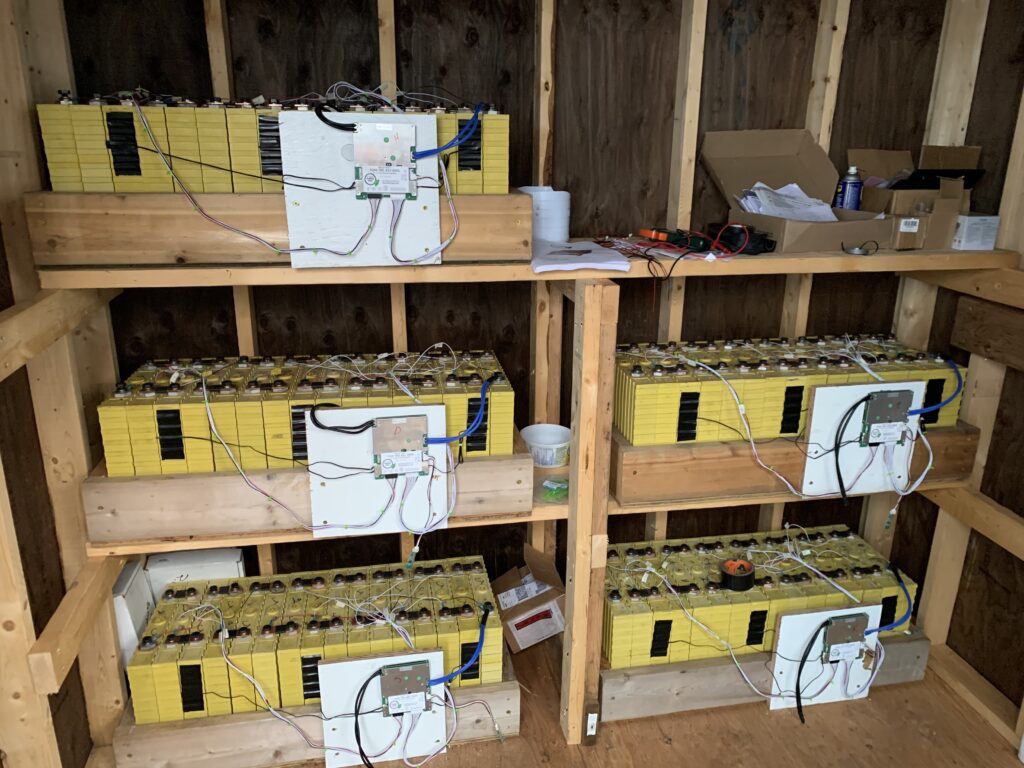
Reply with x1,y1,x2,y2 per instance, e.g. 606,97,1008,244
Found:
354,122,417,199
860,390,913,446
380,660,431,716
371,415,428,478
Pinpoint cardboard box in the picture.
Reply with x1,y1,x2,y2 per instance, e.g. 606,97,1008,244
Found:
701,129,893,253
888,178,962,250
113,557,154,666
850,146,977,216
144,547,245,601
952,214,1000,250
491,544,566,652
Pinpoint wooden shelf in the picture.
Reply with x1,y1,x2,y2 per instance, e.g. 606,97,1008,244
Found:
611,423,978,506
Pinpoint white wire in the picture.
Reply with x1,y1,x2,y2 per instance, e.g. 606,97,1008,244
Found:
884,428,933,497
840,641,885,699
389,159,459,264
401,686,458,767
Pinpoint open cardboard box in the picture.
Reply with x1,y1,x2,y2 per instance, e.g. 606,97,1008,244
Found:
701,129,893,253
491,544,566,653
850,146,979,250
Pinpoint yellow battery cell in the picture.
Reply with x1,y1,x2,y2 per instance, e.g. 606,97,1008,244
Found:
202,636,234,716
98,389,136,476
226,104,262,192
225,630,258,712
126,639,161,724
197,102,233,192
235,383,269,469
257,105,283,192
125,391,162,475
37,102,83,191
165,102,205,192
71,102,115,191
208,383,241,471
151,638,186,722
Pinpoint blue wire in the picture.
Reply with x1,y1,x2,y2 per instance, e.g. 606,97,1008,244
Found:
865,571,912,635
429,611,489,686
907,357,963,416
412,103,485,160
425,378,491,445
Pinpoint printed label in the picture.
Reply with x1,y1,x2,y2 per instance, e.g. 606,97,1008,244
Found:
898,218,920,233
498,579,552,610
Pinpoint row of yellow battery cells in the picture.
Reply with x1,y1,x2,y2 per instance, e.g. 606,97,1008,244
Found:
615,334,910,358
129,598,502,723
614,358,963,446
437,112,510,194
603,574,916,669
98,374,515,476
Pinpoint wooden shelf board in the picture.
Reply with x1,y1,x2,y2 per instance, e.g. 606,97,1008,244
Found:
38,248,1018,289
112,645,520,768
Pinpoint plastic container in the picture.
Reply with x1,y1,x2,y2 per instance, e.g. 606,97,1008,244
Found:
521,424,572,468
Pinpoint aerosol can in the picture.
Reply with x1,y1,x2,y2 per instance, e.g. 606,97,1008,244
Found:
833,165,863,210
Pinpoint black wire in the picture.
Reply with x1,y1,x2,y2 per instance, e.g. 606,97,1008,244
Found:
834,395,871,500
314,104,357,132
796,620,830,724
354,669,383,767
203,689,383,719
308,404,375,434
179,435,373,478
133,145,355,191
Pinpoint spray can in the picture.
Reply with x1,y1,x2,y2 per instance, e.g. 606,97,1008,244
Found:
833,166,863,210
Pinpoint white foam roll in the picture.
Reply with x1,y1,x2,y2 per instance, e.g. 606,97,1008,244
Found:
518,186,571,243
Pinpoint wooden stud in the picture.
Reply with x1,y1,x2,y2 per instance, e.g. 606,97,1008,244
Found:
644,511,669,541
757,503,785,532
0,453,63,768
255,545,276,576
377,0,397,99
27,557,125,694
804,0,851,150
231,285,258,356
859,493,899,558
780,273,813,337
534,0,556,185
922,487,1024,563
892,276,939,348
996,88,1024,257
73,304,120,464
667,0,707,230
390,284,408,352
917,508,971,646
952,295,1024,371
530,281,553,424
961,355,1007,489
0,288,119,385
202,0,233,100
657,277,685,343
560,279,618,744
923,0,990,146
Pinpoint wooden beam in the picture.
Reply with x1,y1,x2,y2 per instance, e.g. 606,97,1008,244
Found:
917,510,971,645
903,268,1024,312
73,304,120,465
389,284,408,352
922,487,1024,562
804,0,851,150
666,0,707,229
0,288,119,384
893,276,939,349
780,273,812,337
84,451,534,545
757,503,785,532
376,0,397,100
560,279,618,744
960,354,1006,488
952,295,1024,371
996,88,1024,254
860,493,899,558
27,557,125,694
18,0,74,102
534,0,555,185
928,644,1019,746
657,277,685,343
0,453,63,768
923,0,990,146
231,285,257,356
202,0,233,100
530,281,553,424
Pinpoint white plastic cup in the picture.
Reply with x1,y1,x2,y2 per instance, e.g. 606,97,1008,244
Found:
521,423,572,468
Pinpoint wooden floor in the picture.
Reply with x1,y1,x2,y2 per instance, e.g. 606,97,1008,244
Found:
258,639,1022,768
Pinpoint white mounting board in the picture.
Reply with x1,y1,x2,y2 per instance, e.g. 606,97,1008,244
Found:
279,111,441,268
769,604,883,711
801,382,925,496
320,650,447,768
306,405,449,539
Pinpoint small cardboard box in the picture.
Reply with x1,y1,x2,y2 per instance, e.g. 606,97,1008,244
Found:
889,178,962,250
701,129,893,253
951,214,1000,250
491,544,566,653
850,146,978,216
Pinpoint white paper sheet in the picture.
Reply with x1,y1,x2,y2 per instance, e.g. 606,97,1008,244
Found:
531,241,631,273
736,181,838,222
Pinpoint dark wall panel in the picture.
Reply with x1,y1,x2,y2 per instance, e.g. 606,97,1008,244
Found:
889,493,937,618
415,523,527,582
948,367,1024,704
927,286,970,365
553,0,679,235
666,506,762,539
691,0,819,230
617,279,660,343
64,0,212,99
682,275,786,340
806,273,900,336
406,282,531,429
111,288,238,375
253,285,392,355
396,0,535,188
783,498,860,531
964,0,1024,215
829,0,945,171
228,0,379,99
275,534,400,574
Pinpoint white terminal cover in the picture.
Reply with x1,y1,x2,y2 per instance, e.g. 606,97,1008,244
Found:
306,405,449,539
770,605,883,710
800,382,925,496
320,650,446,768
279,111,441,268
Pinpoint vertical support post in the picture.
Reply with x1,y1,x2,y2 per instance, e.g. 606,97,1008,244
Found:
232,285,258,356
0,454,63,768
923,0,989,146
377,0,398,100
560,279,618,744
390,284,408,353
780,274,813,338
534,0,555,185
757,503,785,532
203,0,233,100
804,0,851,151
73,303,119,464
